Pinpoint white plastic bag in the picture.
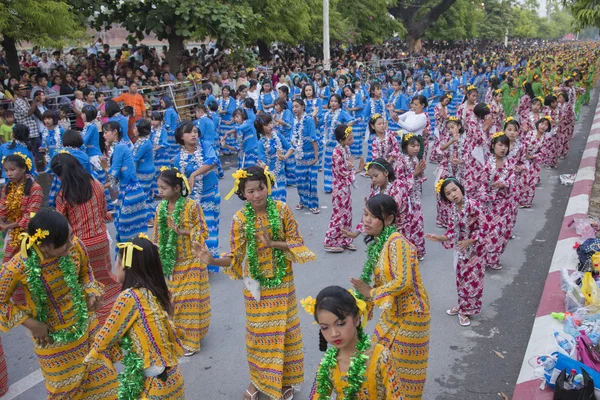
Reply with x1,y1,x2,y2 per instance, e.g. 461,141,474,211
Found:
552,330,577,359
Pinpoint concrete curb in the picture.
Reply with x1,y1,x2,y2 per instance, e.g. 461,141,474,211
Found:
512,104,600,399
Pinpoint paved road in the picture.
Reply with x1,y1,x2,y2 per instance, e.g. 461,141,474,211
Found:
2,86,599,400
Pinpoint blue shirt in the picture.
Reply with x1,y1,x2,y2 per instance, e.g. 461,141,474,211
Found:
236,119,259,153
41,126,65,161
218,97,236,121
258,92,277,113
258,133,291,171
82,124,103,158
195,115,217,144
151,125,169,149
173,141,218,190
164,107,179,132
293,115,318,161
109,115,131,143
132,137,154,174
275,109,294,140
109,141,138,185
62,147,92,174
0,142,37,178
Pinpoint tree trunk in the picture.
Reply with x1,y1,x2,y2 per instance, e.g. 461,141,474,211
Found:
407,35,423,54
2,37,20,78
166,34,185,75
257,40,271,61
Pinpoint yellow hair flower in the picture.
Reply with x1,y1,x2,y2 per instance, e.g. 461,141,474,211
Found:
160,166,173,172
494,89,502,95
371,113,381,121
7,152,33,171
138,233,150,241
403,133,415,142
225,169,252,201
536,96,544,103
300,296,316,315
348,290,369,329
467,85,476,91
435,179,445,194
19,229,49,258
58,150,70,154
447,94,453,100
344,126,353,138
116,242,143,268
492,131,505,140
504,116,515,123
544,115,552,123
448,116,460,122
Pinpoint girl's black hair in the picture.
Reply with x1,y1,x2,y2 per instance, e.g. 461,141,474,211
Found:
254,113,273,136
367,157,395,181
314,285,360,352
300,83,314,99
151,111,164,122
292,98,305,109
28,210,70,250
161,96,173,108
412,94,428,108
274,97,288,110
523,82,535,99
369,82,382,97
222,85,232,94
122,106,134,116
401,134,421,154
462,86,478,104
439,93,451,103
102,121,122,140
62,129,84,148
504,119,520,131
439,177,465,203
136,119,151,137
158,168,189,197
557,91,569,103
82,105,97,123
341,85,355,98
446,118,465,133
232,108,248,121
328,94,342,109
174,120,195,145
544,95,557,107
3,154,34,195
207,100,219,112
50,153,93,205
473,103,490,119
42,110,58,125
368,113,385,131
535,117,552,133
105,100,121,118
235,165,274,201
364,194,397,244
490,133,510,154
244,97,257,114
120,236,173,316
334,124,351,143
489,76,501,90
10,124,30,149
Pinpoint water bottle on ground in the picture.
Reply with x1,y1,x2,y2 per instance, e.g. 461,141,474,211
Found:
555,332,573,353
573,374,584,390
539,355,556,379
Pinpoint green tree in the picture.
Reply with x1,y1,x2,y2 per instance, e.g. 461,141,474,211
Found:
425,0,481,41
0,0,86,77
475,0,513,45
388,0,459,52
511,7,541,38
563,0,600,31
71,0,257,73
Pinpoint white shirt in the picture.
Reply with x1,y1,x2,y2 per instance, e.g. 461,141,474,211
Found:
397,111,427,136
38,60,53,75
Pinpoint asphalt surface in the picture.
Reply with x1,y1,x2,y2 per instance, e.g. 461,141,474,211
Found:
2,85,598,400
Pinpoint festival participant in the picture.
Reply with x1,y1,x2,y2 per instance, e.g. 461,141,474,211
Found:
426,178,488,327
0,210,119,398
301,83,322,117
489,89,506,134
85,235,185,399
0,124,36,178
423,73,440,134
291,98,320,214
504,117,526,238
59,130,93,173
305,286,403,399
429,94,451,164
541,94,561,169
519,116,552,208
388,95,430,161
350,194,430,399
100,121,147,242
194,104,223,177
106,100,131,144
369,113,400,171
151,111,170,174
132,119,156,223
478,132,515,271
255,113,293,202
258,79,278,115
462,103,492,196
342,85,365,158
324,125,362,253
153,168,210,356
194,166,316,400
81,106,104,180
516,82,536,129
173,121,220,265
397,133,427,260
386,77,408,132
52,153,119,324
362,82,386,162
159,97,179,157
556,90,573,160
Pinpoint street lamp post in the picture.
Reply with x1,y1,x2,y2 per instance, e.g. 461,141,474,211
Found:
323,0,330,71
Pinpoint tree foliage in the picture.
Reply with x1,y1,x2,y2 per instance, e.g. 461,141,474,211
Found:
563,0,600,31
425,0,481,41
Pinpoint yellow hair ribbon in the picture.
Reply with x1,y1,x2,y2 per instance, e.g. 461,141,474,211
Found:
348,290,369,328
176,172,191,193
364,162,372,172
58,150,70,154
19,229,49,259
492,131,505,140
116,242,143,268
435,179,445,194
160,166,171,172
263,166,275,195
224,169,251,201
344,126,353,138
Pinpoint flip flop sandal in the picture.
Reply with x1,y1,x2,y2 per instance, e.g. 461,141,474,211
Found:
310,208,320,214
446,307,460,316
344,244,357,251
458,314,471,326
324,246,344,253
488,264,502,270
244,389,260,400
295,204,304,210
283,387,294,400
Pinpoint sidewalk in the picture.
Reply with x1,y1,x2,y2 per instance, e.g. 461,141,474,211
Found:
513,98,600,399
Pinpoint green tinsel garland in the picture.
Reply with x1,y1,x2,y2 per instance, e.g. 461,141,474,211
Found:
244,197,288,288
158,196,186,277
25,251,89,343
315,328,371,399
354,225,397,301
117,335,145,400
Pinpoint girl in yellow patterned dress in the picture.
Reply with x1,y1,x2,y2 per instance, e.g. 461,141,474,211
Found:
86,235,185,399
194,165,316,400
0,210,119,399
307,286,404,400
153,167,210,356
351,194,430,400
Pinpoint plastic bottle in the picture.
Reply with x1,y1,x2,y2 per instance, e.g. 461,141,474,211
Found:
539,356,556,379
554,332,573,353
573,374,584,390
564,368,577,390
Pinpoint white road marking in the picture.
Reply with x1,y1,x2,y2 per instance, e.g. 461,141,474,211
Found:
2,369,44,400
